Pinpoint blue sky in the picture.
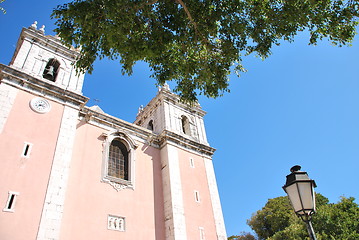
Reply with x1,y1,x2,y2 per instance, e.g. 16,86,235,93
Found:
1,1,358,237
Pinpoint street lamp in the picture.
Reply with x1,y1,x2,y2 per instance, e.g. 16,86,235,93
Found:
283,165,317,240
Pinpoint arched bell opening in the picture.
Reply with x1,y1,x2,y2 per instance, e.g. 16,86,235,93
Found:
43,58,60,82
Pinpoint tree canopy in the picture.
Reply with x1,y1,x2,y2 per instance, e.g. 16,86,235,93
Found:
0,0,6,14
52,0,359,102
228,232,256,240
234,194,359,240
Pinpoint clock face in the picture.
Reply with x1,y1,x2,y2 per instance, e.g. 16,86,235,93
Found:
30,97,51,113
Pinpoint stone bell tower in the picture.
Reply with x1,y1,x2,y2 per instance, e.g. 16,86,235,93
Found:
134,83,208,145
135,84,227,240
0,22,88,240
9,21,85,94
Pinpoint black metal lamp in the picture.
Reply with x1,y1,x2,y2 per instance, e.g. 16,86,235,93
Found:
283,165,317,240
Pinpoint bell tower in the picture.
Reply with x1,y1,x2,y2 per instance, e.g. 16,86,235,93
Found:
134,83,208,145
135,85,227,240
9,21,85,94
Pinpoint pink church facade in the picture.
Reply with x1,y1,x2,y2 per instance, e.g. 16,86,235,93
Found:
0,23,227,240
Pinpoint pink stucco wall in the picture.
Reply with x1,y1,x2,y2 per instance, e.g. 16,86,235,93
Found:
0,85,219,240
0,90,64,240
59,121,166,239
178,149,217,239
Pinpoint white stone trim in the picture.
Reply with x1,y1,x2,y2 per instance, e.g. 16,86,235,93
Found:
0,67,88,110
161,144,187,240
203,157,227,240
36,106,79,240
0,84,18,134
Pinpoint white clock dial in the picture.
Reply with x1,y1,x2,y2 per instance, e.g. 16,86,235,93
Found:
30,97,51,113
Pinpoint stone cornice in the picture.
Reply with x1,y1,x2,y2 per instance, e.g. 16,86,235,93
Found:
80,107,215,156
80,107,157,143
158,130,215,157
0,64,88,107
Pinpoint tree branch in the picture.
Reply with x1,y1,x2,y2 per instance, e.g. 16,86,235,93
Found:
175,0,212,48
134,0,158,10
146,0,158,5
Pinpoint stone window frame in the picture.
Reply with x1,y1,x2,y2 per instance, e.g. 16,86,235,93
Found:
194,190,201,203
21,142,33,158
189,157,195,168
3,191,19,213
102,131,138,191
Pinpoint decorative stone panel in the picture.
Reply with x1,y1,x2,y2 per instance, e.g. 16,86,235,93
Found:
108,215,125,231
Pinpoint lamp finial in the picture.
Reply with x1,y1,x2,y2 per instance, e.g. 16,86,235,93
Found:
290,165,301,172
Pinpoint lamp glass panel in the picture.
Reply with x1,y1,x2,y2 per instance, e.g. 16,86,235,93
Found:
297,182,315,213
285,183,302,213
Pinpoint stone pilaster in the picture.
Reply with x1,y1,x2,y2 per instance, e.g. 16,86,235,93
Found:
160,143,187,240
204,156,227,240
36,106,78,240
0,83,18,134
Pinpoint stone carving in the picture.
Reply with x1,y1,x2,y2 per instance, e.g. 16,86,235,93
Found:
30,21,37,30
39,25,45,34
137,105,144,115
108,215,125,231
163,82,170,91
103,178,128,191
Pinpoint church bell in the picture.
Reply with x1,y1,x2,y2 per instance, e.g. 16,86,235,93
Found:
43,65,55,80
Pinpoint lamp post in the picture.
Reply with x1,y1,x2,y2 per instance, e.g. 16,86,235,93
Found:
283,165,317,240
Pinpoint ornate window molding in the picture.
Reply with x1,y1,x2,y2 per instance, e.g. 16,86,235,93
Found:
102,131,138,191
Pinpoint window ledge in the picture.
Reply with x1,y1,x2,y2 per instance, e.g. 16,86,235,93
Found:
2,208,15,213
102,177,133,191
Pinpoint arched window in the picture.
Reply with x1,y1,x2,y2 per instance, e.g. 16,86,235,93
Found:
181,115,191,136
147,120,154,131
108,139,128,180
103,132,138,190
43,58,60,82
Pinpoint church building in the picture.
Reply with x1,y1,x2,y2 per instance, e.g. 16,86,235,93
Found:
0,22,227,240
